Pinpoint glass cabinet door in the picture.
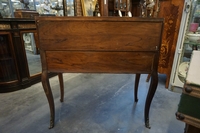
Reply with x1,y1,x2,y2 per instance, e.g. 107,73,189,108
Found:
180,0,200,82
0,0,12,18
0,33,18,82
66,0,74,16
21,31,41,76
170,0,200,90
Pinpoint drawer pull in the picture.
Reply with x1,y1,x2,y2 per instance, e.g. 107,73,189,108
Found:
185,87,193,93
176,112,185,120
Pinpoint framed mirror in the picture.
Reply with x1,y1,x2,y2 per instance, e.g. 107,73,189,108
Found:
21,31,41,76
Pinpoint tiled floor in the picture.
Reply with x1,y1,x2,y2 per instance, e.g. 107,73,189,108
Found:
0,73,185,133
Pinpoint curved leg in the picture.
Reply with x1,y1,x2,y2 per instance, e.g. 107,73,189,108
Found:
165,74,169,89
146,74,151,82
42,70,55,129
134,74,140,102
58,73,64,102
144,71,158,129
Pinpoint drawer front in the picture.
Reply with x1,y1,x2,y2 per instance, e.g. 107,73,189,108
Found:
46,51,155,73
38,21,162,52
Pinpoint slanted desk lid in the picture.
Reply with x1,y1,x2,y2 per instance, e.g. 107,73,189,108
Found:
186,51,200,86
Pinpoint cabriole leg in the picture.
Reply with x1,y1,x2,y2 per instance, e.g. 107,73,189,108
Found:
58,73,64,102
134,74,140,102
144,71,158,129
42,70,55,129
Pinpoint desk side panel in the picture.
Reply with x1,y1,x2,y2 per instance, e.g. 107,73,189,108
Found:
46,51,155,73
37,21,162,52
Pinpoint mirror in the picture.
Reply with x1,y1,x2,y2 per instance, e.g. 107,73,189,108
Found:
66,0,74,16
22,32,41,76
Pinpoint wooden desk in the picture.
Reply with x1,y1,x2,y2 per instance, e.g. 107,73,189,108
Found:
35,17,164,129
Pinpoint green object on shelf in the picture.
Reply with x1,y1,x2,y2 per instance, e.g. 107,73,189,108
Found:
178,94,200,119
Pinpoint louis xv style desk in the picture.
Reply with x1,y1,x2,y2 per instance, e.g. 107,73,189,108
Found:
35,17,164,129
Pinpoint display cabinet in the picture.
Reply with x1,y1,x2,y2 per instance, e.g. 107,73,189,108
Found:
113,0,131,16
0,18,37,92
0,18,41,92
170,0,200,90
0,0,12,18
0,32,18,82
0,0,73,18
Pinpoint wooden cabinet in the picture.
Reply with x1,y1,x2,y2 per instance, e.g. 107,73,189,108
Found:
0,33,18,82
0,18,38,92
157,0,184,88
0,18,47,92
14,9,39,18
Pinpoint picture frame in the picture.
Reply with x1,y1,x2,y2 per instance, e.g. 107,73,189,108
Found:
81,0,97,16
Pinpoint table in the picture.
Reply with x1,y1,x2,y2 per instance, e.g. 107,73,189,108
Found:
35,17,164,129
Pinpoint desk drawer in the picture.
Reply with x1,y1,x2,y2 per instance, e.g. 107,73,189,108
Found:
46,51,155,73
38,21,162,52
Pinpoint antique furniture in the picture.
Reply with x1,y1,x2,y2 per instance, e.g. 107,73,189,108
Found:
14,9,39,18
0,18,56,92
35,16,164,128
0,18,39,92
176,51,200,131
157,0,184,88
170,0,200,91
145,0,185,89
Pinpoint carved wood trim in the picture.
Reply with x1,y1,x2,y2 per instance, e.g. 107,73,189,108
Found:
18,24,36,29
176,113,200,129
0,24,11,30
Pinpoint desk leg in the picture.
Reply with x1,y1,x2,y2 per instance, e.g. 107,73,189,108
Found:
144,71,158,129
42,70,55,129
58,73,64,102
134,74,140,102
